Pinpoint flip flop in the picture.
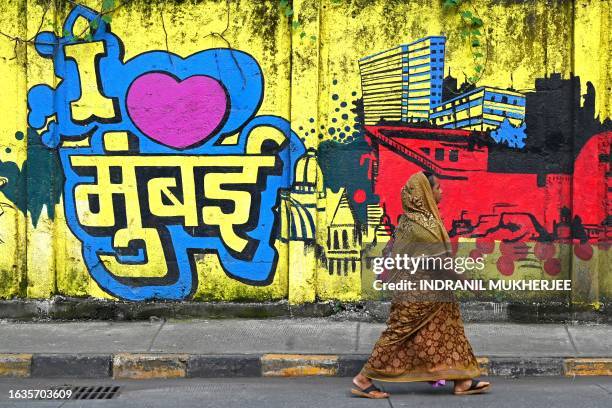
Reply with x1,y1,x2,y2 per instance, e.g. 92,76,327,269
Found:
350,383,389,399
453,379,491,395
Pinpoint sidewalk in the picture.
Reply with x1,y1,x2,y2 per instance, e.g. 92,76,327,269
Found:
1,319,611,379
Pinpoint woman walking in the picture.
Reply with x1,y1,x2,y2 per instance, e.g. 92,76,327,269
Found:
351,171,490,398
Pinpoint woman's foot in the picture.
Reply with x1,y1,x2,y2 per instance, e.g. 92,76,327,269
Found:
351,373,389,399
453,379,491,395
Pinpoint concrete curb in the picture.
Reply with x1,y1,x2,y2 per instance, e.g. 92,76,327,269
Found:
262,354,338,377
0,354,31,378
31,354,111,378
188,355,262,378
113,353,188,379
564,358,612,376
1,353,611,379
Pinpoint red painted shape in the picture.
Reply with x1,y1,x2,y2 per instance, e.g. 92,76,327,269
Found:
572,131,611,240
367,125,611,245
353,189,366,203
574,243,593,261
469,249,483,259
476,239,495,254
544,258,562,276
497,256,515,276
534,242,555,260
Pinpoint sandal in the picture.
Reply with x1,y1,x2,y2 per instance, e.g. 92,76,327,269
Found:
350,382,389,399
453,379,491,395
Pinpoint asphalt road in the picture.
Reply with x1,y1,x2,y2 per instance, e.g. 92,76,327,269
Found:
0,377,610,408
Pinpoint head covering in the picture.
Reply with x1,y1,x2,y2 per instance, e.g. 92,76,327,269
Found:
398,172,450,245
385,171,453,300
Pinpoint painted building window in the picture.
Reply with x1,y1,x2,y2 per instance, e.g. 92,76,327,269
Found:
342,230,349,248
449,150,459,162
421,147,431,155
435,148,444,161
334,231,339,249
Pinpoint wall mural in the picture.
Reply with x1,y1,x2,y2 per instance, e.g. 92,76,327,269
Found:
354,37,611,277
25,6,305,300
0,2,609,303
315,36,610,287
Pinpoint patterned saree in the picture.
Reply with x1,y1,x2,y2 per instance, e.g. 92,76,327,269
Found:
360,172,481,382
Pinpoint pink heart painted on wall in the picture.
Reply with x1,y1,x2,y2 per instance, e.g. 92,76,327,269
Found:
126,73,228,149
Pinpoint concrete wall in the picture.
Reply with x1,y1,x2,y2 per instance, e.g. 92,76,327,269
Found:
0,0,609,305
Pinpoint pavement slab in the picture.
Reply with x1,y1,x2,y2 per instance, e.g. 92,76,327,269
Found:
0,319,609,360
461,323,576,357
0,322,162,354
149,319,359,354
566,324,612,356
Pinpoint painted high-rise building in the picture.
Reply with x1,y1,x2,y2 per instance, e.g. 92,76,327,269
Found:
359,36,446,125
404,36,446,123
359,45,406,124
429,86,525,131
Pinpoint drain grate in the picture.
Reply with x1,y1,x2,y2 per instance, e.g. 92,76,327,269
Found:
71,385,121,400
36,385,121,400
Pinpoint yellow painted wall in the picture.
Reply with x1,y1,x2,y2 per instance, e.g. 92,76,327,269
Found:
0,0,609,304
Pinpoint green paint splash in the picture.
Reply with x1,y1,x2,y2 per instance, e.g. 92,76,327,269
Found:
0,128,64,227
